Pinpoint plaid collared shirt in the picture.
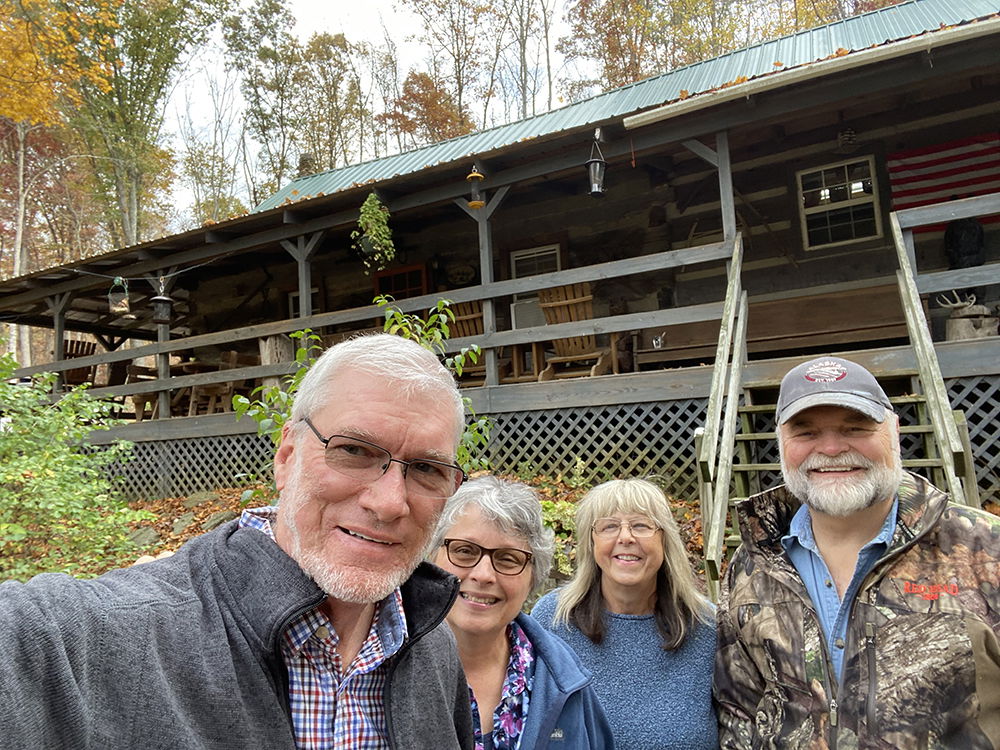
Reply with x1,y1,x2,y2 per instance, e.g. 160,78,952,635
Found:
240,507,408,750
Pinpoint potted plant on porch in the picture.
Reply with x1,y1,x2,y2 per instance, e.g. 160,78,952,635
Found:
351,191,396,274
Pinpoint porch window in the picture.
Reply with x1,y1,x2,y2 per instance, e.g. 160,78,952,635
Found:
373,263,427,300
797,156,881,250
289,287,320,318
510,244,561,328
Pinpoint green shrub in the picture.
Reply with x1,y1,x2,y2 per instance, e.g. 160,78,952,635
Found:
0,353,148,581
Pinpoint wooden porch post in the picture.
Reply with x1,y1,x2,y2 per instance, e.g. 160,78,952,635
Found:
682,131,736,241
46,292,71,390
456,184,510,387
280,231,325,318
147,271,177,419
716,131,736,241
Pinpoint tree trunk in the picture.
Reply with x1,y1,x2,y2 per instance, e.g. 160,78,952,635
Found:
12,121,32,366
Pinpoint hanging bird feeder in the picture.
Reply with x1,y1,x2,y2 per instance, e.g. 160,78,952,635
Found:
466,165,486,210
108,277,131,316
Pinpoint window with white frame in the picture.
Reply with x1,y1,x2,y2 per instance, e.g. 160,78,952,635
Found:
797,156,881,250
288,287,320,318
509,244,561,328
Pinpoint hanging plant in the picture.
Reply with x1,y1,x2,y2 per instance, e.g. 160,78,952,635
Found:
350,192,396,274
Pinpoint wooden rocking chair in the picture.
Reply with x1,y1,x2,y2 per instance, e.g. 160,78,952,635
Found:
536,282,615,381
450,301,488,386
61,339,98,386
449,301,509,386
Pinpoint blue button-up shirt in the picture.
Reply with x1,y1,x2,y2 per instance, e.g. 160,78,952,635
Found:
781,499,898,682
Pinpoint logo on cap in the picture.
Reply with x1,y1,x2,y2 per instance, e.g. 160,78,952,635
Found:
804,360,848,384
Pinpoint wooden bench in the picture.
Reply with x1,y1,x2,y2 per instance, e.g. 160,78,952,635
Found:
634,284,913,368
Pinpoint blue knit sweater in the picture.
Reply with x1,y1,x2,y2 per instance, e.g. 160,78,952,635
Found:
532,590,717,750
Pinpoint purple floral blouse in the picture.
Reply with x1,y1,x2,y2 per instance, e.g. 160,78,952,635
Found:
470,619,535,750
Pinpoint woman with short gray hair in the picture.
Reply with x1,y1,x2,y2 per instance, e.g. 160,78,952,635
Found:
432,476,614,750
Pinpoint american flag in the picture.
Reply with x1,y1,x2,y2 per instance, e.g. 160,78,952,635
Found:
887,133,1000,230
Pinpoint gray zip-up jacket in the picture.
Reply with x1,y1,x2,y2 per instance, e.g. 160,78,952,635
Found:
0,521,474,749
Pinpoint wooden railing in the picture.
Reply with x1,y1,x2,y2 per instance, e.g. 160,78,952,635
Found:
15,239,740,427
890,191,1000,506
690,233,745,599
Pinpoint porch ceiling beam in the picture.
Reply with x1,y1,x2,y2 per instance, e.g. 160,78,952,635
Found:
6,314,158,342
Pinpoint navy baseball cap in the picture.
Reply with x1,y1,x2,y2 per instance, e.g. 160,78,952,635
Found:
776,356,893,424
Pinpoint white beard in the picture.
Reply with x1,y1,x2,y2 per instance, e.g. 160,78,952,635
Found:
279,455,423,604
780,447,903,517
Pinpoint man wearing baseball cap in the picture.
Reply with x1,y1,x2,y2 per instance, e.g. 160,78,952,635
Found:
714,355,1000,749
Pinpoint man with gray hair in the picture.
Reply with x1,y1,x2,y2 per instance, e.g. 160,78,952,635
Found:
0,334,475,749
715,355,1000,749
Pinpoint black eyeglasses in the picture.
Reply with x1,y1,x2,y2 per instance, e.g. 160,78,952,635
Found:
303,418,467,499
441,538,533,576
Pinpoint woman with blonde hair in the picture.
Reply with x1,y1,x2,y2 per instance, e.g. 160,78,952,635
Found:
532,477,716,749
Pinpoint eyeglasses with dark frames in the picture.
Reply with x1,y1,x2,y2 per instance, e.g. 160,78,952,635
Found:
592,517,661,538
302,418,467,499
441,538,533,576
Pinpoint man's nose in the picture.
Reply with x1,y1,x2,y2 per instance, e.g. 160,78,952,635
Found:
814,430,850,455
360,463,410,521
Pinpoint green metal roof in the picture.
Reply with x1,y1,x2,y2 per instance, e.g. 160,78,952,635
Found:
256,0,1000,213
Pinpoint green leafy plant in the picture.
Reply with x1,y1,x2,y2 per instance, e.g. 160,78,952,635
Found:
234,297,493,474
0,353,150,581
232,329,324,448
377,294,491,472
350,191,395,274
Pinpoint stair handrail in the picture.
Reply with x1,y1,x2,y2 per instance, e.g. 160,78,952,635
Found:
705,291,748,584
697,233,744,484
889,211,967,505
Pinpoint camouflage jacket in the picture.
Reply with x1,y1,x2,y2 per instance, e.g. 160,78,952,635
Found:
714,472,1000,749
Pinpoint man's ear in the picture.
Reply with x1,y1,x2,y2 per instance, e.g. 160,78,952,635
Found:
274,422,296,492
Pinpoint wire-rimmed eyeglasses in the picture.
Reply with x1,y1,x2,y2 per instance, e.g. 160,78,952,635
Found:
592,517,661,538
303,418,466,499
441,538,533,576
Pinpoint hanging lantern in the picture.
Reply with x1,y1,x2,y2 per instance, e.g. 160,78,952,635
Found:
108,277,130,315
586,138,607,197
150,293,173,325
466,165,486,209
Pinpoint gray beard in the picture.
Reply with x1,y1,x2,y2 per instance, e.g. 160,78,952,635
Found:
291,543,415,604
279,456,423,604
781,450,903,517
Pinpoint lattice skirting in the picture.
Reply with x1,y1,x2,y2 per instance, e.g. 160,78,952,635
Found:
102,374,1000,505
104,434,275,501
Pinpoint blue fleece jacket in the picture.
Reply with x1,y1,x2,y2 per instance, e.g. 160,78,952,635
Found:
532,590,717,750
516,612,616,749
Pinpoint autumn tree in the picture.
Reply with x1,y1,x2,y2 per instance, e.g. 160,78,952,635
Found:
382,71,475,147
397,0,490,132
494,0,557,119
559,0,667,97
359,31,404,157
224,0,302,205
177,59,248,226
293,32,369,172
69,0,226,248
0,0,117,363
